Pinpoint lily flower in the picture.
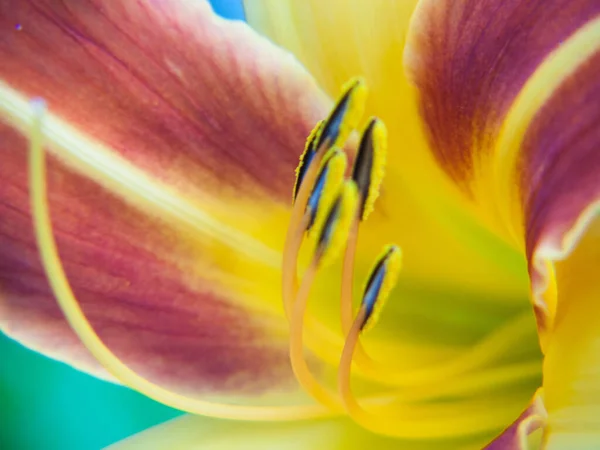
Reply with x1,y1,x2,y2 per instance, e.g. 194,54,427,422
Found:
0,0,598,448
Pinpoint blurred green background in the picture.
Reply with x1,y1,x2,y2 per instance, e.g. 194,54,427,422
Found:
0,2,245,449
0,335,180,449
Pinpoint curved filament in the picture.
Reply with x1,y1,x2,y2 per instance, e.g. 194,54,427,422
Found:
289,259,342,410
282,210,311,319
28,101,336,421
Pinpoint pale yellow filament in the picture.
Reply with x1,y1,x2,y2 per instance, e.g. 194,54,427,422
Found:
289,259,342,410
28,100,336,421
340,215,360,331
282,210,311,319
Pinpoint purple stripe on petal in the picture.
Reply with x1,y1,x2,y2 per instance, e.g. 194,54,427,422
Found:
520,51,600,339
405,0,600,190
0,0,329,203
522,52,600,268
0,124,297,400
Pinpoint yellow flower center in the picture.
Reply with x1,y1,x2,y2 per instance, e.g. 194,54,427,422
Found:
281,80,541,439
19,77,539,442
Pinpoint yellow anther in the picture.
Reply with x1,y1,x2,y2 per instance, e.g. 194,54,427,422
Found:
293,120,325,202
352,118,388,220
292,78,366,202
307,148,347,236
314,181,359,268
28,101,340,421
359,244,402,332
314,77,367,151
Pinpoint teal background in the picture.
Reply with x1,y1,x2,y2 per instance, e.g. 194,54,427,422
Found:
0,335,180,449
0,2,245,449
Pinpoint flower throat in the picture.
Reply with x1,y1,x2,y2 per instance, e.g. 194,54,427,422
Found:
281,79,540,439
24,79,539,440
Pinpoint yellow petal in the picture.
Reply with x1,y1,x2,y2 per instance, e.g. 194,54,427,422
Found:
244,0,501,270
245,0,537,381
108,414,496,450
542,216,600,448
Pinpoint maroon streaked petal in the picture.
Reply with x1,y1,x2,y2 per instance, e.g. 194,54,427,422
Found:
521,51,600,342
519,50,600,441
0,0,334,408
484,391,546,449
0,0,329,203
0,122,304,404
406,2,600,437
404,0,600,190
405,0,600,349
481,34,600,447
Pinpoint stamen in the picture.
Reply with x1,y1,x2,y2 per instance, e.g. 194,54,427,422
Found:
340,117,388,361
290,181,358,409
339,247,401,404
313,77,367,155
358,245,402,332
340,242,405,381
284,79,366,320
27,100,337,422
337,248,401,427
313,181,359,268
282,150,346,318
293,119,324,202
289,259,341,410
293,77,367,202
352,117,387,221
306,149,347,234
289,183,359,410
340,217,359,333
